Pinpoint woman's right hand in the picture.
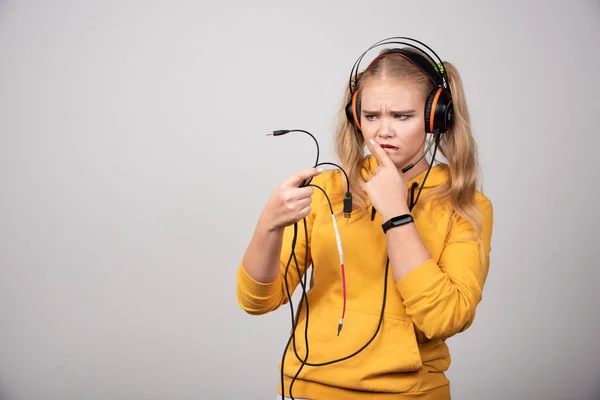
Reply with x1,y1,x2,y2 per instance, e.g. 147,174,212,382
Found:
259,167,323,232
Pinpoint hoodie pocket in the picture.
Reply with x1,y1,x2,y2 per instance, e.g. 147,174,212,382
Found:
283,305,424,393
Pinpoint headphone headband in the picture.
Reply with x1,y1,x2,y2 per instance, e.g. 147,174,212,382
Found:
348,36,450,96
369,49,443,88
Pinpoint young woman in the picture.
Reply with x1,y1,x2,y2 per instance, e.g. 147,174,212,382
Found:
236,37,494,400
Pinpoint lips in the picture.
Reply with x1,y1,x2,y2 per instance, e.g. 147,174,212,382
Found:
380,144,399,151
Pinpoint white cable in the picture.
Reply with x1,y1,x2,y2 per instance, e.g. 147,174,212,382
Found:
331,214,344,265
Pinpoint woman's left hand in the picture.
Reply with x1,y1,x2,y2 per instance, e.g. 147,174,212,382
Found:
363,138,410,221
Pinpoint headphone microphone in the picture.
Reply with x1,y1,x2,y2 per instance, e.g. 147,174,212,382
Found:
400,131,441,173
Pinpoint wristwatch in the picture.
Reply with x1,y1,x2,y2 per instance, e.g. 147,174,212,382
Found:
382,214,414,233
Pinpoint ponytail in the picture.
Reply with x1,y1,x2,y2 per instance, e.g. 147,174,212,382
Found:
425,61,483,241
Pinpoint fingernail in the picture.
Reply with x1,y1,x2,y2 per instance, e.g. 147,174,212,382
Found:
370,138,376,145
316,167,324,173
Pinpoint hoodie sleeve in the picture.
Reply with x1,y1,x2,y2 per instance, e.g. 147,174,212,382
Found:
395,196,494,341
235,174,326,315
236,217,315,315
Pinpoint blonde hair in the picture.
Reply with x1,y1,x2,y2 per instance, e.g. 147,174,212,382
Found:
334,47,483,240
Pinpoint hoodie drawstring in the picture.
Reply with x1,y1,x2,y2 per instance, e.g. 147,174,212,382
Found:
409,181,419,212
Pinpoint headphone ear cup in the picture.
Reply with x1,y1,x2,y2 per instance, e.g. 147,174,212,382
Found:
355,96,361,128
443,98,454,132
345,91,362,131
424,88,437,134
425,87,453,134
345,99,354,124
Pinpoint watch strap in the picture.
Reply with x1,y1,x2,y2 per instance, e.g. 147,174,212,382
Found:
382,214,414,233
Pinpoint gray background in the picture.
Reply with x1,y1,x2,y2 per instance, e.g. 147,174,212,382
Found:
1,0,599,399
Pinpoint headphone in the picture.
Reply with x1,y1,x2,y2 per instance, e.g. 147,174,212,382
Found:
344,37,454,135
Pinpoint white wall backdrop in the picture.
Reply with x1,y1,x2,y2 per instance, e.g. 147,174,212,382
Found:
1,0,599,399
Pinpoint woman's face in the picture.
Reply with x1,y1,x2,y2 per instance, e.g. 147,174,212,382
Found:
359,77,429,176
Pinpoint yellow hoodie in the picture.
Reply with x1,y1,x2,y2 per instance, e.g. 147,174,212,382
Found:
236,155,494,399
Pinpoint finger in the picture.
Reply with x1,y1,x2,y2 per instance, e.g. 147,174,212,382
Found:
294,196,312,211
368,139,395,168
287,186,314,201
374,165,383,174
297,204,312,220
286,196,311,212
283,167,322,187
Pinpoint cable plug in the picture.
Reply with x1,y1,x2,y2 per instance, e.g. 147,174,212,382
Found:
266,130,290,136
337,319,344,336
343,192,352,218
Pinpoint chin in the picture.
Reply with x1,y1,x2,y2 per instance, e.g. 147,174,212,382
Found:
390,154,411,170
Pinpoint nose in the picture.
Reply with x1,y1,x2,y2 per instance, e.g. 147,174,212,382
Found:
376,117,395,139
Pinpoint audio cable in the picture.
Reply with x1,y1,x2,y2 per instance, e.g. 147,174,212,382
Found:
268,130,353,217
267,129,350,336
267,129,351,399
282,200,391,400
267,128,442,400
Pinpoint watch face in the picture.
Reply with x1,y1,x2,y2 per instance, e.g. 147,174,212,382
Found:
392,215,413,225
383,214,413,233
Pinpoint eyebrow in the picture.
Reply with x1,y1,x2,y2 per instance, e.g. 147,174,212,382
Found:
361,109,416,114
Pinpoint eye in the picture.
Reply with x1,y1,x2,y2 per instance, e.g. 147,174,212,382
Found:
365,115,377,121
395,114,411,120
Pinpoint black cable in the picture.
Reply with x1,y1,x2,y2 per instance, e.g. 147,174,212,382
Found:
288,192,429,369
401,132,440,173
270,129,319,167
269,129,353,219
289,248,391,368
282,191,388,400
269,129,350,399
314,160,352,218
309,184,334,214
271,128,439,400
271,128,439,399
280,224,299,400
289,218,310,399
285,185,333,399
315,162,349,194
269,129,319,187
411,132,441,208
